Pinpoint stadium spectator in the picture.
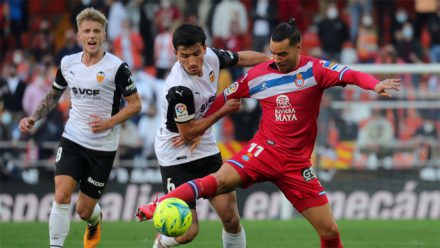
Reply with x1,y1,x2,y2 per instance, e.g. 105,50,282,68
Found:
356,14,378,63
55,29,82,66
391,8,412,46
318,2,349,61
154,0,182,33
30,19,54,62
105,0,127,42
348,0,372,41
154,20,175,79
427,9,440,63
356,109,394,169
251,0,278,52
126,0,155,66
211,0,247,48
395,22,425,64
118,120,143,160
22,70,50,117
137,18,400,248
113,19,144,70
142,23,270,248
6,0,26,49
414,0,438,40
134,70,162,160
414,118,438,165
18,8,141,248
0,63,28,122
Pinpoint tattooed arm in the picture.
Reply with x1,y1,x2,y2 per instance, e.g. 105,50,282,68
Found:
19,88,65,133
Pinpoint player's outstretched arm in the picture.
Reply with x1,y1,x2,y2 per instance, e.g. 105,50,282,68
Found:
236,51,271,67
19,88,64,133
340,69,400,95
374,78,401,97
89,93,141,133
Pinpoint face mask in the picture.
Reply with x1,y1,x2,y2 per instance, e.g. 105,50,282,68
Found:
327,7,338,19
402,26,413,39
34,76,45,87
13,52,23,64
161,0,171,8
423,122,434,132
396,12,407,23
81,0,91,5
1,112,12,125
362,15,373,27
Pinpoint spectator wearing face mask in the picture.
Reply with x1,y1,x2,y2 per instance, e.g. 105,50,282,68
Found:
356,14,378,63
55,29,82,66
395,22,426,90
427,9,440,62
391,8,412,45
348,0,372,42
318,3,349,61
395,22,425,64
414,118,438,165
0,63,28,123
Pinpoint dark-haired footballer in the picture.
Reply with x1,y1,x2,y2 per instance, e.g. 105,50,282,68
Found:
138,19,400,248
139,23,270,248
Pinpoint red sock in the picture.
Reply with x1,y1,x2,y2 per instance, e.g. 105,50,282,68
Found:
321,234,343,248
158,175,218,203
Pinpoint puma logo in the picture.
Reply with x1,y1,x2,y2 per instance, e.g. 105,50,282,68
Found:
176,90,183,96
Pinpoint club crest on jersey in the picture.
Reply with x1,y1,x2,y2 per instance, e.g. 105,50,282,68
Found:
242,152,253,161
209,71,215,83
225,82,239,96
175,103,189,119
294,73,304,87
96,71,105,83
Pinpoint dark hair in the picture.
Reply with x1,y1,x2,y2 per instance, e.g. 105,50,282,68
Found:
172,23,206,50
271,18,301,46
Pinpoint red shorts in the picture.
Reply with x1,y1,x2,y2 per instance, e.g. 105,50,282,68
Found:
226,139,328,212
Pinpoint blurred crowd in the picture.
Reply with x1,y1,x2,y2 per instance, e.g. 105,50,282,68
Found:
1,0,439,172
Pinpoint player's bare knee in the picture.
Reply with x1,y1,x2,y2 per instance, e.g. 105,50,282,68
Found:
221,214,241,233
320,223,340,238
213,174,232,194
54,191,71,204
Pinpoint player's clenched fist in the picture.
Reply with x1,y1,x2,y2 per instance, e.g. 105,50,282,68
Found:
19,117,36,133
221,99,241,115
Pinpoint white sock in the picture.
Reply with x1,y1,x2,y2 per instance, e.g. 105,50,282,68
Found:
222,226,246,248
160,234,180,246
86,204,101,226
49,201,71,247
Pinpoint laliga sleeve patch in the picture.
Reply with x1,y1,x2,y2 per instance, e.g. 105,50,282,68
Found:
319,60,345,72
225,82,239,96
174,103,193,122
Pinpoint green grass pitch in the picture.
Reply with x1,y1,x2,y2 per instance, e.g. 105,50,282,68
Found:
1,220,439,247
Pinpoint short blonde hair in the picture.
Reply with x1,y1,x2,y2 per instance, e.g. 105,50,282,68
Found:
76,7,107,30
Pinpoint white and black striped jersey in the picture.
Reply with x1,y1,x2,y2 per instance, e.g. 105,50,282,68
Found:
155,47,239,166
53,52,137,151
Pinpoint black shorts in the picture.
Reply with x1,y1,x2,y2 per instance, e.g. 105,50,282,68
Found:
55,137,116,199
160,153,222,208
